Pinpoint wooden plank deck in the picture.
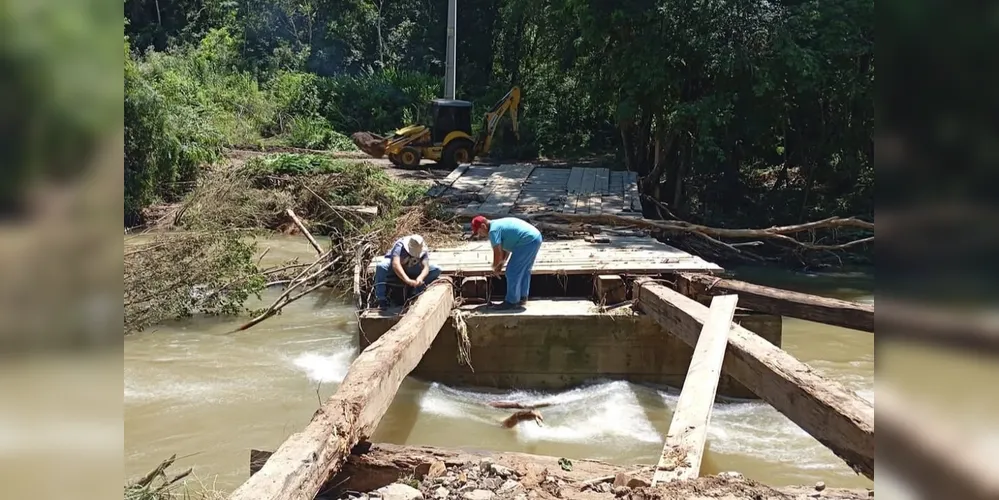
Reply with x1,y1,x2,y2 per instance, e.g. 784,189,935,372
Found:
367,235,723,275
438,164,645,218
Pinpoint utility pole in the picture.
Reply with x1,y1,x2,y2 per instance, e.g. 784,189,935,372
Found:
444,0,456,99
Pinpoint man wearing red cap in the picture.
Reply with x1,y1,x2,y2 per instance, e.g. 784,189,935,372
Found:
471,215,542,309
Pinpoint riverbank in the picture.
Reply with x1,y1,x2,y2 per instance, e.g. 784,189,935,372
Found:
253,443,874,500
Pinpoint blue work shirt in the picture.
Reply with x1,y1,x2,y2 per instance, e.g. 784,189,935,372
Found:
384,239,428,268
488,217,542,252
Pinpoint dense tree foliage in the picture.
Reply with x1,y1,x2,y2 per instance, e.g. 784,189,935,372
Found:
124,0,873,227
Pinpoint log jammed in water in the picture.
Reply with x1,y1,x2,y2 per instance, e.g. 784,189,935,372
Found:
228,279,455,500
676,273,874,332
633,280,875,480
249,443,874,500
469,212,873,254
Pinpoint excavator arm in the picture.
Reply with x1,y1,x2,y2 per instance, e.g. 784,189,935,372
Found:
473,87,520,156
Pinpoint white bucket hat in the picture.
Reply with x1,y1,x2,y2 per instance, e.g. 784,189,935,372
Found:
404,235,425,257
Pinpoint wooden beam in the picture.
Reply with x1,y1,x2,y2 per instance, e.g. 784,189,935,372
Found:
877,384,999,500
652,295,738,485
228,279,455,500
677,273,873,332
426,164,470,197
595,275,627,305
634,280,874,479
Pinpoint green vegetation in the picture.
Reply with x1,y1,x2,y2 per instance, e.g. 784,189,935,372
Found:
124,455,222,500
124,0,873,231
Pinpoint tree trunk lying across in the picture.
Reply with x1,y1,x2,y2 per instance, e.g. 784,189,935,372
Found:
250,442,873,500
633,280,874,480
228,278,455,500
469,212,873,252
677,273,874,332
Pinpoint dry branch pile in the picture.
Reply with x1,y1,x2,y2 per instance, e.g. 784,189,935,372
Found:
128,153,464,334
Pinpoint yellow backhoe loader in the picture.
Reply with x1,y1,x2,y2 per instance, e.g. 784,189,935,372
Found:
351,87,520,168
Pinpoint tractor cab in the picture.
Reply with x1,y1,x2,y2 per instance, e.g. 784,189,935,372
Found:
429,99,473,143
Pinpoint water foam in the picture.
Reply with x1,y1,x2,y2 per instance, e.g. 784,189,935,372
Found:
702,399,843,470
291,350,355,384
420,380,662,445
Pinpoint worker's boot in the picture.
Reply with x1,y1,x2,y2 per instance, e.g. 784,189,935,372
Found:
378,299,391,311
518,297,528,306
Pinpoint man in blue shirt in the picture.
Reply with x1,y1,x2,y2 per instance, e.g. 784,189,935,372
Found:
471,215,543,309
374,234,442,310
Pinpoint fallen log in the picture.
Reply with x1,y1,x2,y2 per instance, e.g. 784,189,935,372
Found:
228,278,455,500
249,443,873,500
633,280,874,480
677,273,874,332
877,384,999,500
468,212,873,252
652,294,738,485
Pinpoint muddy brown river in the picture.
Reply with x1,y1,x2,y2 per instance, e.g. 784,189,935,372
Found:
124,236,878,493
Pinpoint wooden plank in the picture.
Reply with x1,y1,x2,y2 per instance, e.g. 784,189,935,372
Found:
652,295,738,485
426,164,470,197
677,273,874,332
227,279,456,500
476,164,535,214
595,275,627,305
566,167,585,193
877,384,999,500
633,280,874,479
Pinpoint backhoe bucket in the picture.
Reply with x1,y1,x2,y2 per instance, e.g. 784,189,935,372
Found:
351,132,388,158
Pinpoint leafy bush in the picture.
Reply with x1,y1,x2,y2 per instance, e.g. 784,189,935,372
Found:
140,28,275,147
318,69,441,135
125,39,214,225
284,116,358,151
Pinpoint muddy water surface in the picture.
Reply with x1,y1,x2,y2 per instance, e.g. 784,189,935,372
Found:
124,237,877,492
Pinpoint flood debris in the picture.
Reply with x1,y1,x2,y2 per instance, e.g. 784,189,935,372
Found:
500,410,544,428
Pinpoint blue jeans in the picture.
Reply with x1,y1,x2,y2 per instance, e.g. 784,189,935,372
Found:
374,258,443,302
504,235,543,304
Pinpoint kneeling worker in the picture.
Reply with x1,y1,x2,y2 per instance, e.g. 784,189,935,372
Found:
374,234,442,310
471,215,543,309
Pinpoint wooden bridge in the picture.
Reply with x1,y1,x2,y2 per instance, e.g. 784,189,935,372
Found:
223,164,992,500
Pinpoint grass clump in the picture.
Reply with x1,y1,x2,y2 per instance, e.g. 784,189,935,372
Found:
124,455,224,500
